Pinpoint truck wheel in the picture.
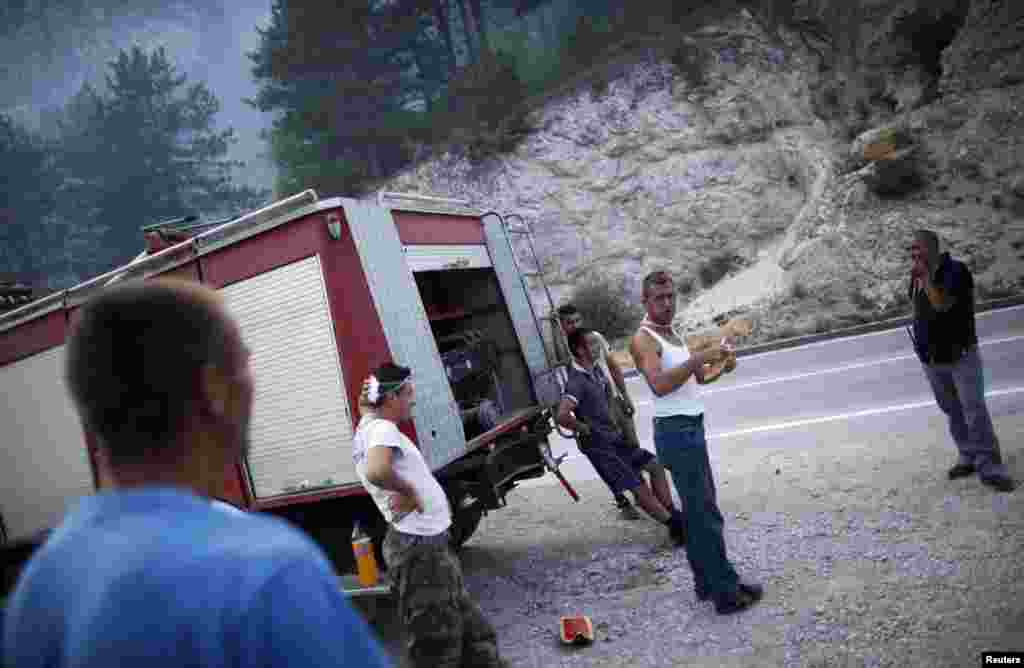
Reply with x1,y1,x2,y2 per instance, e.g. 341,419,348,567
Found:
448,496,484,550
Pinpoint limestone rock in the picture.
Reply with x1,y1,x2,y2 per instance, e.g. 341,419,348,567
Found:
1011,173,1024,199
940,0,1024,95
378,2,1024,342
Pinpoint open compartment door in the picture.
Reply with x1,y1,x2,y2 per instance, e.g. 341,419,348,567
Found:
341,199,466,471
481,215,561,409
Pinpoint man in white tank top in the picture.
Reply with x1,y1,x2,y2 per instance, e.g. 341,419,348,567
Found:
630,271,763,615
354,363,506,668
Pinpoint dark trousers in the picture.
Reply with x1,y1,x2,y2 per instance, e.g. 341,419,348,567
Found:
383,528,504,668
653,413,739,598
922,346,1009,478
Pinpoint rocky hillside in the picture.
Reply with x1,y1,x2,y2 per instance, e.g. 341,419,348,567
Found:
381,0,1024,344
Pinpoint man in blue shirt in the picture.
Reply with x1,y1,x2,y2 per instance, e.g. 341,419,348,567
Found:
910,230,1015,492
556,328,687,545
3,279,393,668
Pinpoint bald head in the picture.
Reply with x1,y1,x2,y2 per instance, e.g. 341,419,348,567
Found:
66,279,244,467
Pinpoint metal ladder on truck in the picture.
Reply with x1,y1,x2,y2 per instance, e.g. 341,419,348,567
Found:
480,210,581,501
374,193,579,502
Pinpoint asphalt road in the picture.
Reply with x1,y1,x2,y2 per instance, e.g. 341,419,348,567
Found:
538,304,1024,491
368,306,1024,667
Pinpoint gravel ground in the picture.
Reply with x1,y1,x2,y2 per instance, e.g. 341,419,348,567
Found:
363,409,1023,667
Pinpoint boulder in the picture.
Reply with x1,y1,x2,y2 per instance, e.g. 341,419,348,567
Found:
850,126,914,168
861,146,921,196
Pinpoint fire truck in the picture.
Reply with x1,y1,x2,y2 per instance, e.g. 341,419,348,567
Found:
0,190,576,593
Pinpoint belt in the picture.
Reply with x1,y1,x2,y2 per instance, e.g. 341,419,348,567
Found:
654,413,704,424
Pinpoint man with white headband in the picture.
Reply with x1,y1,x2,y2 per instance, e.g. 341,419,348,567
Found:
353,362,507,668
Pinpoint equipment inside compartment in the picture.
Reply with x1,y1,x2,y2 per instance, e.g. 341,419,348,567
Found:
414,268,534,441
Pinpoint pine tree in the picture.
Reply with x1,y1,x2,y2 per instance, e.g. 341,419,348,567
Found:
0,114,58,284
54,46,268,276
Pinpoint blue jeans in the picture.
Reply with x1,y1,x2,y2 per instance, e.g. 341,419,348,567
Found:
653,413,739,598
922,346,1008,478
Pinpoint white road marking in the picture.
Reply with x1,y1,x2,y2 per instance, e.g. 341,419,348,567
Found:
629,334,1024,402
623,305,1024,387
555,386,1024,465
733,303,1024,361
708,386,1024,440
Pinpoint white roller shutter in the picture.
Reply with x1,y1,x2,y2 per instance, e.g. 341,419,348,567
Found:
0,345,94,540
403,244,492,273
220,255,355,498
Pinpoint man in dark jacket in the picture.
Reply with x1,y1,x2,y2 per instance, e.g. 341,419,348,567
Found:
910,230,1015,492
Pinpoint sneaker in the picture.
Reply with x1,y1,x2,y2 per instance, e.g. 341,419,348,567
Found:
739,582,764,601
667,511,687,546
947,463,976,479
618,503,642,520
714,583,763,615
980,474,1016,492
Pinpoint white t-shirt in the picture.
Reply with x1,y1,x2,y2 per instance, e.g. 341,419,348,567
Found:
353,415,452,536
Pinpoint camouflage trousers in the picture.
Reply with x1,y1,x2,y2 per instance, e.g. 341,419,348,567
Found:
383,528,506,668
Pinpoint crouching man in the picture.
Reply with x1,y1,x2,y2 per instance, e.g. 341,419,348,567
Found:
353,362,507,668
556,329,687,545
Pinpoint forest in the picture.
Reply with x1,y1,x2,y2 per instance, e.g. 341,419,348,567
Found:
1,0,858,288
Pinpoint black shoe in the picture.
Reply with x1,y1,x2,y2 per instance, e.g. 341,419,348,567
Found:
739,582,764,602
617,502,642,520
947,463,976,479
980,474,1016,492
714,584,763,615
667,511,687,546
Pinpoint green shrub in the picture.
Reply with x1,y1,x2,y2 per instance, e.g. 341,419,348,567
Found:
876,126,913,149
435,49,532,159
564,15,613,71
850,288,875,311
489,24,563,95
570,277,644,341
671,41,708,90
698,252,740,288
444,49,527,129
774,325,801,340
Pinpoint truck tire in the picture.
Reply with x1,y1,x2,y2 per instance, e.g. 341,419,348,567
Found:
448,494,484,550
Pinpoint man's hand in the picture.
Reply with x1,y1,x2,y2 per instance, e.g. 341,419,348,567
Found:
389,490,424,517
911,257,931,281
357,378,374,416
699,360,725,384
